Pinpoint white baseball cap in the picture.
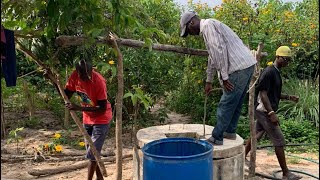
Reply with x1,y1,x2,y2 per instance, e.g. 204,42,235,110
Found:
180,11,197,37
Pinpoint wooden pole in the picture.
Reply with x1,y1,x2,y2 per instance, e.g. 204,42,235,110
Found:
64,65,69,128
55,35,268,57
133,104,140,180
248,42,263,177
110,33,124,180
23,80,34,120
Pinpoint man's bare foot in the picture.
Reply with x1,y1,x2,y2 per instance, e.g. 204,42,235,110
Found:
282,172,302,180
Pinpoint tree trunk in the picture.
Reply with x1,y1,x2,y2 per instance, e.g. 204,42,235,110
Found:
110,35,124,180
23,80,34,120
248,43,263,177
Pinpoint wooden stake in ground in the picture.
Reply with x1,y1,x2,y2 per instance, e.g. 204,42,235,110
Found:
64,65,70,128
248,43,263,177
23,80,35,120
133,104,141,180
109,32,124,180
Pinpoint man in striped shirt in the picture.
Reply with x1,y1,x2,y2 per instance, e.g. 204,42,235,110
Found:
180,11,256,145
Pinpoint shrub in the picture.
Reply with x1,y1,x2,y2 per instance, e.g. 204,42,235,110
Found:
278,79,319,127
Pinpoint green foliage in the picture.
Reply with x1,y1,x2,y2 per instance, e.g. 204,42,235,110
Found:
287,157,301,164
1,0,318,145
24,117,41,128
235,115,251,140
154,107,169,124
123,85,153,109
278,79,319,127
211,0,319,77
279,116,319,144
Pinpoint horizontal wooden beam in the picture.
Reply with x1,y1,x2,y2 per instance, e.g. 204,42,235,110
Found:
55,35,209,56
55,35,268,57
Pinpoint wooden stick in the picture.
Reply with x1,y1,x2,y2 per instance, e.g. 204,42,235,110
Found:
203,95,208,137
110,32,124,180
133,104,141,180
248,42,264,177
64,65,69,128
23,80,34,120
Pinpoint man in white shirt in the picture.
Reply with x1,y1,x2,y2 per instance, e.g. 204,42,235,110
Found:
180,11,256,145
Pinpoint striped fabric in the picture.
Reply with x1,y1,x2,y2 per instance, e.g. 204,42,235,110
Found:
200,19,257,83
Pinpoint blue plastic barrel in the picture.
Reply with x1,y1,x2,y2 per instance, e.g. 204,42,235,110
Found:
142,138,213,180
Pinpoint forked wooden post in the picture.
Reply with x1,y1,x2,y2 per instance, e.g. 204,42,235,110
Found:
248,42,263,177
109,32,124,180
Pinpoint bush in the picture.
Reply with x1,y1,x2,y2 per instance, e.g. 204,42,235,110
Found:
278,79,319,127
279,116,319,144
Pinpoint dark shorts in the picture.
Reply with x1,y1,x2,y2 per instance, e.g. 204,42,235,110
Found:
84,124,109,161
255,110,285,147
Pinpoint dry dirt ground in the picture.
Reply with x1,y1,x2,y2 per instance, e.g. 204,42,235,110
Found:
1,108,319,180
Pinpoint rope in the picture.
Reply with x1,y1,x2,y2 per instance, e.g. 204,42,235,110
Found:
203,95,207,137
202,88,223,137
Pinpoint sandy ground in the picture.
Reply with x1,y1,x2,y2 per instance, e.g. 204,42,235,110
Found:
1,109,319,180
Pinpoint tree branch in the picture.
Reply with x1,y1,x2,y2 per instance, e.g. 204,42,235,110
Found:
14,30,42,39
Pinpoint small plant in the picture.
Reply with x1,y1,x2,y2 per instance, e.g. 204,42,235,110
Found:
39,142,64,154
7,127,24,154
154,107,169,124
52,132,68,145
266,149,275,156
24,117,41,128
78,141,86,150
287,157,300,164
